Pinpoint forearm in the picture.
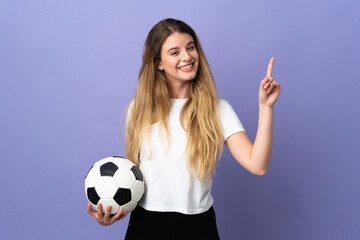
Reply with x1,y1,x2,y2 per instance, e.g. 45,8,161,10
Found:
250,104,274,175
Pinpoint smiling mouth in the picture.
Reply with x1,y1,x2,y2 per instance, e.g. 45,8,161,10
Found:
178,63,193,70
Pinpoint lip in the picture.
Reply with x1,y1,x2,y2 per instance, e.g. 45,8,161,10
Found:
178,63,193,69
178,63,194,72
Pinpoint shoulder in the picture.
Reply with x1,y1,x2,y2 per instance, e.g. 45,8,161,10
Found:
126,99,135,119
218,98,230,106
127,99,135,111
218,98,235,113
217,98,246,138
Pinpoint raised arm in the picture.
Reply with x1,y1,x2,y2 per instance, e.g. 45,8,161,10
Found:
225,57,281,176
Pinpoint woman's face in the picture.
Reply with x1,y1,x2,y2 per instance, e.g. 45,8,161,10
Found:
158,32,199,87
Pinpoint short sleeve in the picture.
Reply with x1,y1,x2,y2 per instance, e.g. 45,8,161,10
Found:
218,99,246,141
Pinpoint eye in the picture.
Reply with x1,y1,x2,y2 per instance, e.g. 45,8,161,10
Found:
187,46,195,50
170,51,178,56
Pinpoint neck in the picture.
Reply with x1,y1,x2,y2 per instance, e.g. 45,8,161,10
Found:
170,81,190,99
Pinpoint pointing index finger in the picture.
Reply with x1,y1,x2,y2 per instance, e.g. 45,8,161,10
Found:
267,57,275,77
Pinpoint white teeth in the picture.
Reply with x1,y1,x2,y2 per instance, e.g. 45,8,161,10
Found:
179,64,192,70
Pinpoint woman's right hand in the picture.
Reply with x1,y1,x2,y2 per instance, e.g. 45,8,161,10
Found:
87,203,128,226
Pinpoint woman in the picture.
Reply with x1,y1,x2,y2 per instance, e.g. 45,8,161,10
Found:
87,18,281,239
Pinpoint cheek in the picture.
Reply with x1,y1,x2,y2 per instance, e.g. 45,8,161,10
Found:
193,52,199,63
194,53,200,65
161,57,175,67
169,59,180,70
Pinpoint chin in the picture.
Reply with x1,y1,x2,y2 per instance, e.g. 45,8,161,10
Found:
183,72,197,81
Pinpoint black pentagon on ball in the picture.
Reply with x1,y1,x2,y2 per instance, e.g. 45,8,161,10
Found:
131,165,143,181
100,162,118,176
87,187,100,205
113,188,132,205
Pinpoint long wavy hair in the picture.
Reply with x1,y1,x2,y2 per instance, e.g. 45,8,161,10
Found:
126,18,223,181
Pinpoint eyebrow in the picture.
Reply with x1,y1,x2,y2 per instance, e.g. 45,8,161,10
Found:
167,41,195,53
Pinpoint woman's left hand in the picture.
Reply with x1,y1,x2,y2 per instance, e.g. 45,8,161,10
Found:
259,57,281,107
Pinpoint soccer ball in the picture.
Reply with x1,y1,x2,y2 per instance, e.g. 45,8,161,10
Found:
85,156,144,215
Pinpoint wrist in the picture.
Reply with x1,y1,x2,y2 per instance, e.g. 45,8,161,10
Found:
259,104,274,111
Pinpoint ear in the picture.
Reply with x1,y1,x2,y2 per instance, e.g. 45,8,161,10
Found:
158,63,164,71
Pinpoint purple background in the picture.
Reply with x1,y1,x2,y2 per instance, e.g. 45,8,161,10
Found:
1,0,359,239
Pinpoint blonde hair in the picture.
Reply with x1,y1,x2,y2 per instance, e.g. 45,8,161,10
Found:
126,18,223,181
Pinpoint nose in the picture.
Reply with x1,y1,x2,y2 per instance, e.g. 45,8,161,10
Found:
180,50,191,62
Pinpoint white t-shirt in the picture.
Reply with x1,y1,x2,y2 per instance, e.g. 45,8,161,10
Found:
129,99,245,214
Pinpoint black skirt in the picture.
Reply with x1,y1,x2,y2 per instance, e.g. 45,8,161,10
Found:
125,205,220,240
